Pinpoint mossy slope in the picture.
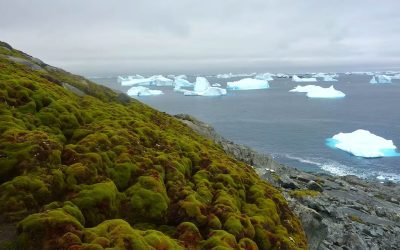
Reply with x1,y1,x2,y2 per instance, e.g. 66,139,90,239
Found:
0,41,307,249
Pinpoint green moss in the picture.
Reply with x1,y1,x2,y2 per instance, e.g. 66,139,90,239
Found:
125,175,169,223
72,181,120,226
0,176,51,220
16,207,84,249
83,219,183,249
0,43,307,249
289,189,320,199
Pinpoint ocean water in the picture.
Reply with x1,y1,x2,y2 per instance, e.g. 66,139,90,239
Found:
91,74,400,182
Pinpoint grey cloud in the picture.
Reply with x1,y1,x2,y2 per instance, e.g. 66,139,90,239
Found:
0,0,399,75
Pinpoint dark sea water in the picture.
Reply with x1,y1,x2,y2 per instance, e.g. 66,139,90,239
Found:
91,74,400,182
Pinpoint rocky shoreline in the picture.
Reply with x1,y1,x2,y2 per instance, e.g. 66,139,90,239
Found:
176,114,400,250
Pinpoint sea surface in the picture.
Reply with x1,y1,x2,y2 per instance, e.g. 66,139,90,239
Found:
91,74,400,182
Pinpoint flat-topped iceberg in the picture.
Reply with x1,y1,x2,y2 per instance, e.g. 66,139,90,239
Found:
370,75,392,84
290,85,345,98
120,75,173,86
127,86,164,96
227,78,269,90
184,77,226,96
292,75,317,82
327,129,399,158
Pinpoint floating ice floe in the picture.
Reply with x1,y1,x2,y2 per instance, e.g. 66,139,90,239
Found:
255,73,274,81
183,77,226,96
212,83,222,87
227,78,270,90
327,129,399,158
390,74,400,80
370,75,392,84
292,75,317,82
120,75,173,86
127,86,164,96
290,85,345,98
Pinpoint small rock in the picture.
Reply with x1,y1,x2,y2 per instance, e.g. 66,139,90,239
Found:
307,180,323,192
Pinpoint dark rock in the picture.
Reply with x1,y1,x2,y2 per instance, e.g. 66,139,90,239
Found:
4,56,44,71
307,180,323,192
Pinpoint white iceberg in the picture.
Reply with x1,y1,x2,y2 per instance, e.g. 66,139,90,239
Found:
370,75,392,84
312,73,338,82
255,73,274,81
126,86,164,96
292,75,317,82
276,73,289,78
120,75,173,86
212,83,221,87
322,75,338,82
173,77,193,92
327,129,399,158
227,78,270,90
184,77,226,96
390,74,400,80
216,73,256,79
290,85,345,98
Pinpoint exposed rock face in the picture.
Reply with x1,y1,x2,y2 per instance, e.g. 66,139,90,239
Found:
177,114,400,250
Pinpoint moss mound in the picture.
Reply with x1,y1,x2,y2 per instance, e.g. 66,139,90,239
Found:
0,41,307,249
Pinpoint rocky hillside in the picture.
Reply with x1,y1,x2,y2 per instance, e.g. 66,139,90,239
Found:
177,115,400,250
0,42,307,249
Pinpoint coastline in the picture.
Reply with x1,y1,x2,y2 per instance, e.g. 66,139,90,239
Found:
176,114,400,250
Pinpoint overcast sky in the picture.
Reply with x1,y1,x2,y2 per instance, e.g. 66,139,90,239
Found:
1,0,400,76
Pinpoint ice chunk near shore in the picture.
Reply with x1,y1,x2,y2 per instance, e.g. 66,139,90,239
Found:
292,75,317,82
227,78,269,90
127,86,164,96
370,75,392,84
290,85,345,98
327,129,399,158
184,77,227,96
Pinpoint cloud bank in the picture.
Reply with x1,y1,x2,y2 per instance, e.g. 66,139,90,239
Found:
1,0,400,75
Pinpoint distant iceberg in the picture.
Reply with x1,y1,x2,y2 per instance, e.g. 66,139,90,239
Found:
370,75,392,84
275,73,289,78
255,73,274,81
212,83,221,87
174,76,193,92
312,73,338,82
390,74,400,80
227,78,269,90
127,86,164,96
290,85,345,98
327,129,399,158
322,75,338,82
216,73,256,79
292,75,317,82
184,77,226,96
120,75,173,86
